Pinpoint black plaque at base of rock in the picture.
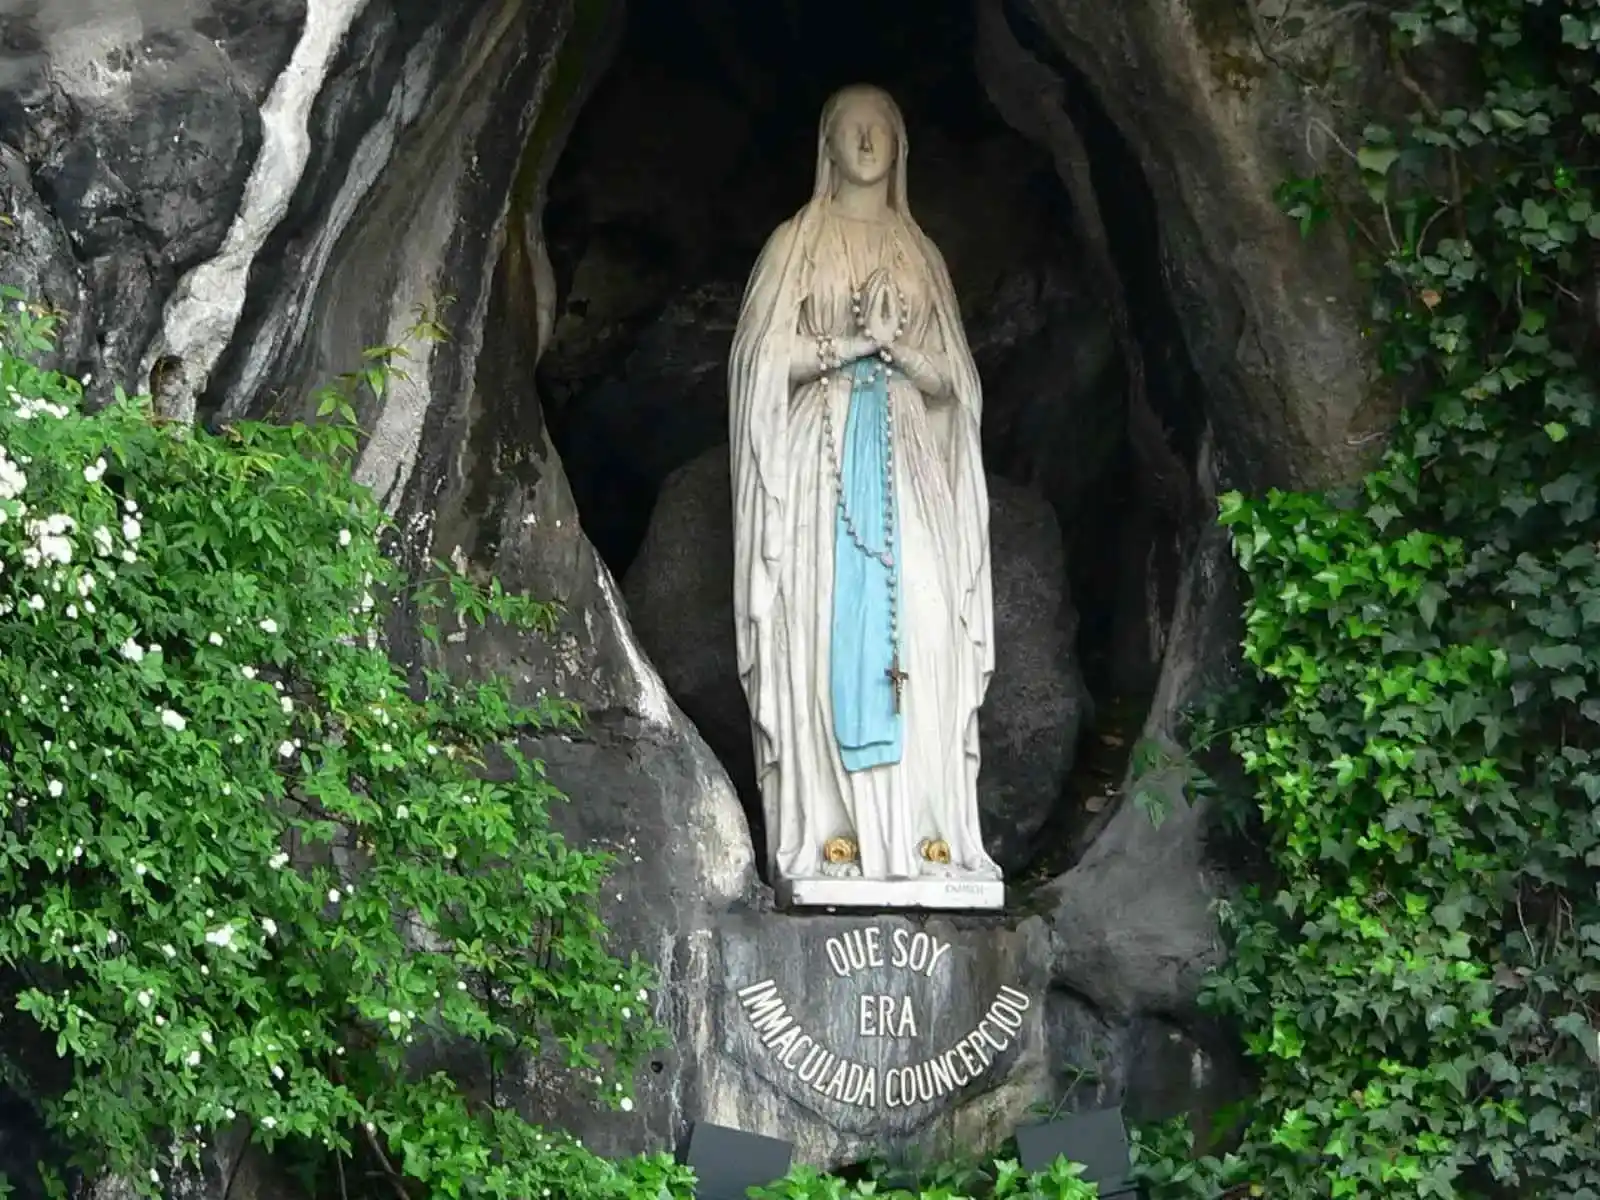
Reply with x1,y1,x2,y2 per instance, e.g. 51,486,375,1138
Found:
680,1121,793,1200
1016,1106,1135,1195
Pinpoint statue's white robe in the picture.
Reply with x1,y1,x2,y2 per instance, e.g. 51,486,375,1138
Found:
728,201,997,884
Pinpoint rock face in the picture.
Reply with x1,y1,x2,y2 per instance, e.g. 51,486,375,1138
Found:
0,0,1396,1184
979,0,1394,490
623,447,1088,874
0,0,307,392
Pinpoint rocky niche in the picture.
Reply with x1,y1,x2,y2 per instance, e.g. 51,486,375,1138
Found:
0,0,1395,1182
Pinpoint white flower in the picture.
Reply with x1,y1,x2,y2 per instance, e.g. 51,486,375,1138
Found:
637,988,648,1003
262,917,278,936
207,632,222,646
27,594,43,611
106,929,118,945
92,526,113,555
136,990,152,1008
46,779,62,798
387,1009,402,1024
204,924,236,950
83,457,106,483
0,451,26,500
338,528,352,547
268,852,289,869
261,1116,276,1130
160,709,186,732
121,516,141,542
271,1064,284,1080
64,604,77,619
76,573,94,596
621,1007,632,1020
241,665,257,679
134,863,147,876
162,944,177,958
185,1050,201,1067
149,1169,160,1185
200,1030,212,1046
394,804,409,820
119,638,144,662
620,1097,634,1113
327,888,341,904
259,617,278,635
280,696,293,714
278,740,295,759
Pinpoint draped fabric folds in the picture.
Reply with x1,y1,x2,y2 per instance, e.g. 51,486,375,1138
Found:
728,87,998,885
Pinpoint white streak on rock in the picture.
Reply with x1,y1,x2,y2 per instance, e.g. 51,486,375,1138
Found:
218,28,443,418
142,0,369,416
594,566,675,732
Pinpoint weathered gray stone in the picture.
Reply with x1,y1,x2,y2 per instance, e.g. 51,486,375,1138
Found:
624,447,1088,873
703,912,1052,1163
1,0,307,392
0,145,91,374
976,0,1396,490
1040,431,1246,1129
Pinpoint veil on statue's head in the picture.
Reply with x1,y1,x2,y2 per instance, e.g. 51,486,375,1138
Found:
809,83,913,219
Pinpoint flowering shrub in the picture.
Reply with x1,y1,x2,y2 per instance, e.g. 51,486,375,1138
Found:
0,292,677,1198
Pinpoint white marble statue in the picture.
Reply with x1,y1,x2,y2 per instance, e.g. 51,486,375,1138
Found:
728,84,1001,904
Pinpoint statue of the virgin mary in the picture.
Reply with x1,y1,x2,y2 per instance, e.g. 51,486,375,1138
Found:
728,84,1002,904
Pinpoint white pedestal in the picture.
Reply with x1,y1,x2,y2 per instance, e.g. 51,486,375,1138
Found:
778,876,1006,911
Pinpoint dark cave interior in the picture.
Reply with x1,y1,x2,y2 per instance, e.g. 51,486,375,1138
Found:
539,0,1209,876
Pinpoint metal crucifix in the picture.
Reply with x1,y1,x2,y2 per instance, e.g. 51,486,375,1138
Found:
885,655,909,714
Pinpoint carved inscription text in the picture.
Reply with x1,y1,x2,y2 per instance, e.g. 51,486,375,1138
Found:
736,925,1031,1109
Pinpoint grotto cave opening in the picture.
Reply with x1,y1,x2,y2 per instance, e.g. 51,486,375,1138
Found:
538,0,1208,881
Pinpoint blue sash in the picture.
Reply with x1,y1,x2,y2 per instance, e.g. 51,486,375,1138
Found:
830,359,903,771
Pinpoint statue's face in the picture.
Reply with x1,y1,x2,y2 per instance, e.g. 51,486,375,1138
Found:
827,96,897,188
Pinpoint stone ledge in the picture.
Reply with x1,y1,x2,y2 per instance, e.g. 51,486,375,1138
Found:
778,877,1006,911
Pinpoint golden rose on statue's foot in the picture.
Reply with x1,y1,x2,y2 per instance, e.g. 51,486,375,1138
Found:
824,836,860,864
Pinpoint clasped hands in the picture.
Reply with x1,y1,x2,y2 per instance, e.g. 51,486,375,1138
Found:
825,270,921,371
805,269,944,395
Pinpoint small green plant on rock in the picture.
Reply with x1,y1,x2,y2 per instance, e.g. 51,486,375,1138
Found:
0,293,684,1198
750,1155,1099,1200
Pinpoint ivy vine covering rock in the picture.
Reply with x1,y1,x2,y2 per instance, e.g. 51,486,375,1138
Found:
1136,1,1600,1196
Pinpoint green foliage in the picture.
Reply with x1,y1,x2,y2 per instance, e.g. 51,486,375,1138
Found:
0,294,676,1198
750,1154,1100,1200
0,293,1108,1200
1141,1,1600,1196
